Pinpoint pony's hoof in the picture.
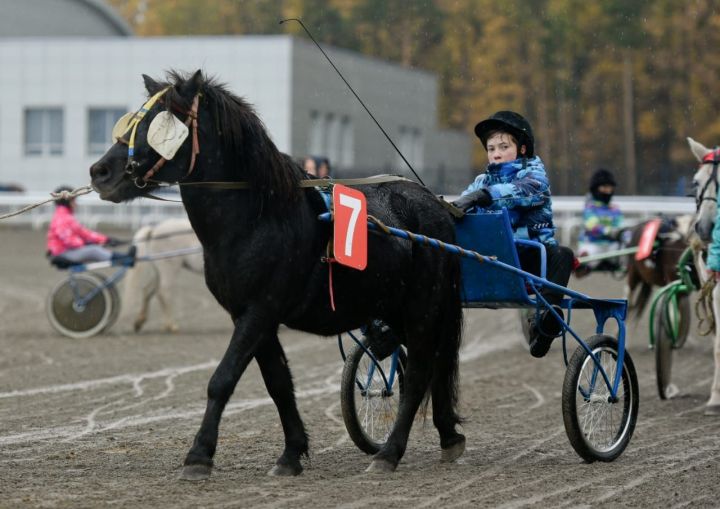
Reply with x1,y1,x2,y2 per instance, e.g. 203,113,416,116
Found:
179,464,212,481
165,324,180,333
268,463,302,476
365,458,397,473
441,436,466,463
133,321,143,333
704,404,720,416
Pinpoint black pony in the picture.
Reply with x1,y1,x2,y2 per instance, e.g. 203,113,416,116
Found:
90,70,464,479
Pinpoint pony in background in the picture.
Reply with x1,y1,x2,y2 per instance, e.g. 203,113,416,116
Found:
123,217,202,333
624,215,693,319
687,136,720,415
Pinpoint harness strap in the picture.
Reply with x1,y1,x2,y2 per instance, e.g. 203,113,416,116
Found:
174,174,413,189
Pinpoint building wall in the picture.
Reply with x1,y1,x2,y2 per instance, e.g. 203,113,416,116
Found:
0,0,133,37
0,36,293,190
0,35,470,192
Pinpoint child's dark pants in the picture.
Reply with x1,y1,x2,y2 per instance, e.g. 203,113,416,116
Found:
517,244,574,304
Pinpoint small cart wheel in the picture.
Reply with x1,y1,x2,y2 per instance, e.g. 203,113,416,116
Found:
655,292,678,399
86,272,121,332
46,273,113,339
562,334,639,462
672,292,691,350
340,339,406,455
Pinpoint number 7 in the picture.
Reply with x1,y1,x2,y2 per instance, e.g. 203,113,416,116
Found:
339,194,361,257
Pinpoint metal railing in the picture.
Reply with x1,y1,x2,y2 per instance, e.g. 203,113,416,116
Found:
0,192,695,245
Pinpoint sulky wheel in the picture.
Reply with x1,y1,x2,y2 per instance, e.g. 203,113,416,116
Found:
671,291,691,350
86,272,121,333
562,334,639,462
340,339,406,455
46,273,114,339
655,292,681,399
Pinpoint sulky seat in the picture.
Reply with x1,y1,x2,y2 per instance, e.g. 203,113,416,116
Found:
455,209,545,308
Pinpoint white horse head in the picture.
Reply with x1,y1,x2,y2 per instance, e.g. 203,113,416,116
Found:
688,137,720,242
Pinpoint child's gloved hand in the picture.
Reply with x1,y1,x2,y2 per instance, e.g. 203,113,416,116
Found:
451,189,492,212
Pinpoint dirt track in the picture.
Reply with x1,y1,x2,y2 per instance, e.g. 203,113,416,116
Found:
1,226,719,508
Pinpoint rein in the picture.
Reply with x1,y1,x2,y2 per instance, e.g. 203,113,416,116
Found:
696,149,720,210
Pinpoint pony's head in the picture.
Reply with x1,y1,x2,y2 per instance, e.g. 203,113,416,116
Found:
90,70,206,202
688,137,720,242
90,70,300,204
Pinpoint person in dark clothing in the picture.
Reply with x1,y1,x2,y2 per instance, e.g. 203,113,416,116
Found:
452,111,573,358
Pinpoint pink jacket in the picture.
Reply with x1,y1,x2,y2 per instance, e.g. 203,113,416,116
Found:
46,205,108,256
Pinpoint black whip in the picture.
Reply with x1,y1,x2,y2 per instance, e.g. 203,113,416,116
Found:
279,17,426,187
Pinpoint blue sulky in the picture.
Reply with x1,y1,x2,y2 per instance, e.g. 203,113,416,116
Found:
326,208,638,463
46,246,203,339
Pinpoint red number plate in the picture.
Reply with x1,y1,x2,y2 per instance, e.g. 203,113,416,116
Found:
635,218,662,261
333,185,367,270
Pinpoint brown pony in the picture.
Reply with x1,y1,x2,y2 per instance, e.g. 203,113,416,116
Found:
625,215,692,319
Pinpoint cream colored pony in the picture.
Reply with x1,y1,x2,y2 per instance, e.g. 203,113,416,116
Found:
687,136,720,415
122,218,203,332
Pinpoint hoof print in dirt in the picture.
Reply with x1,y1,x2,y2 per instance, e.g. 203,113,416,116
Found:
179,464,212,481
365,458,397,473
268,463,302,476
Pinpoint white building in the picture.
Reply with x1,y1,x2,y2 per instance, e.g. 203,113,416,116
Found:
0,1,470,193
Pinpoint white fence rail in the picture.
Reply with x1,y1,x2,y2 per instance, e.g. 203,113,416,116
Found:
0,192,186,230
0,192,696,246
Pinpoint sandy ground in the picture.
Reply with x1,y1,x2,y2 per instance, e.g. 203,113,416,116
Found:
1,226,719,508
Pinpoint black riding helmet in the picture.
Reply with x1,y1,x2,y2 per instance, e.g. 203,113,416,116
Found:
474,110,535,158
589,168,617,191
53,185,75,208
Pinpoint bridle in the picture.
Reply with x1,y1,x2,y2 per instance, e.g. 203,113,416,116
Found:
696,148,720,211
115,88,201,189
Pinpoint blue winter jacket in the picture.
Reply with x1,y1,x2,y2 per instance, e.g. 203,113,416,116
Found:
706,207,720,271
460,156,557,245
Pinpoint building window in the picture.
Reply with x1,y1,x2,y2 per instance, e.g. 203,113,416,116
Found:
396,126,423,170
309,110,354,170
24,108,63,156
339,116,354,168
325,113,340,165
309,110,324,156
88,108,127,155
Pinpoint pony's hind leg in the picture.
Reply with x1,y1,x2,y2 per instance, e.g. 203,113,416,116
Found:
156,260,180,332
431,286,465,462
134,263,159,332
366,336,435,473
180,312,273,481
432,348,465,462
254,334,309,475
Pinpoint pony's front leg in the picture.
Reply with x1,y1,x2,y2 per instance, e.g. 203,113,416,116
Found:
180,314,270,480
254,334,309,475
706,285,720,415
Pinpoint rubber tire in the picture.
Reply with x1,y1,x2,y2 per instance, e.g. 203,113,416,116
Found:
672,292,691,350
86,272,121,333
340,339,406,455
562,334,639,462
46,273,113,339
655,293,674,400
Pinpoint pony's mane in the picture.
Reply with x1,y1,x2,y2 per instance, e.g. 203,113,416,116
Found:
158,70,302,203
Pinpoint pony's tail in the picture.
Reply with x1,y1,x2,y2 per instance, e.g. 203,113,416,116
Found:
430,257,465,427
